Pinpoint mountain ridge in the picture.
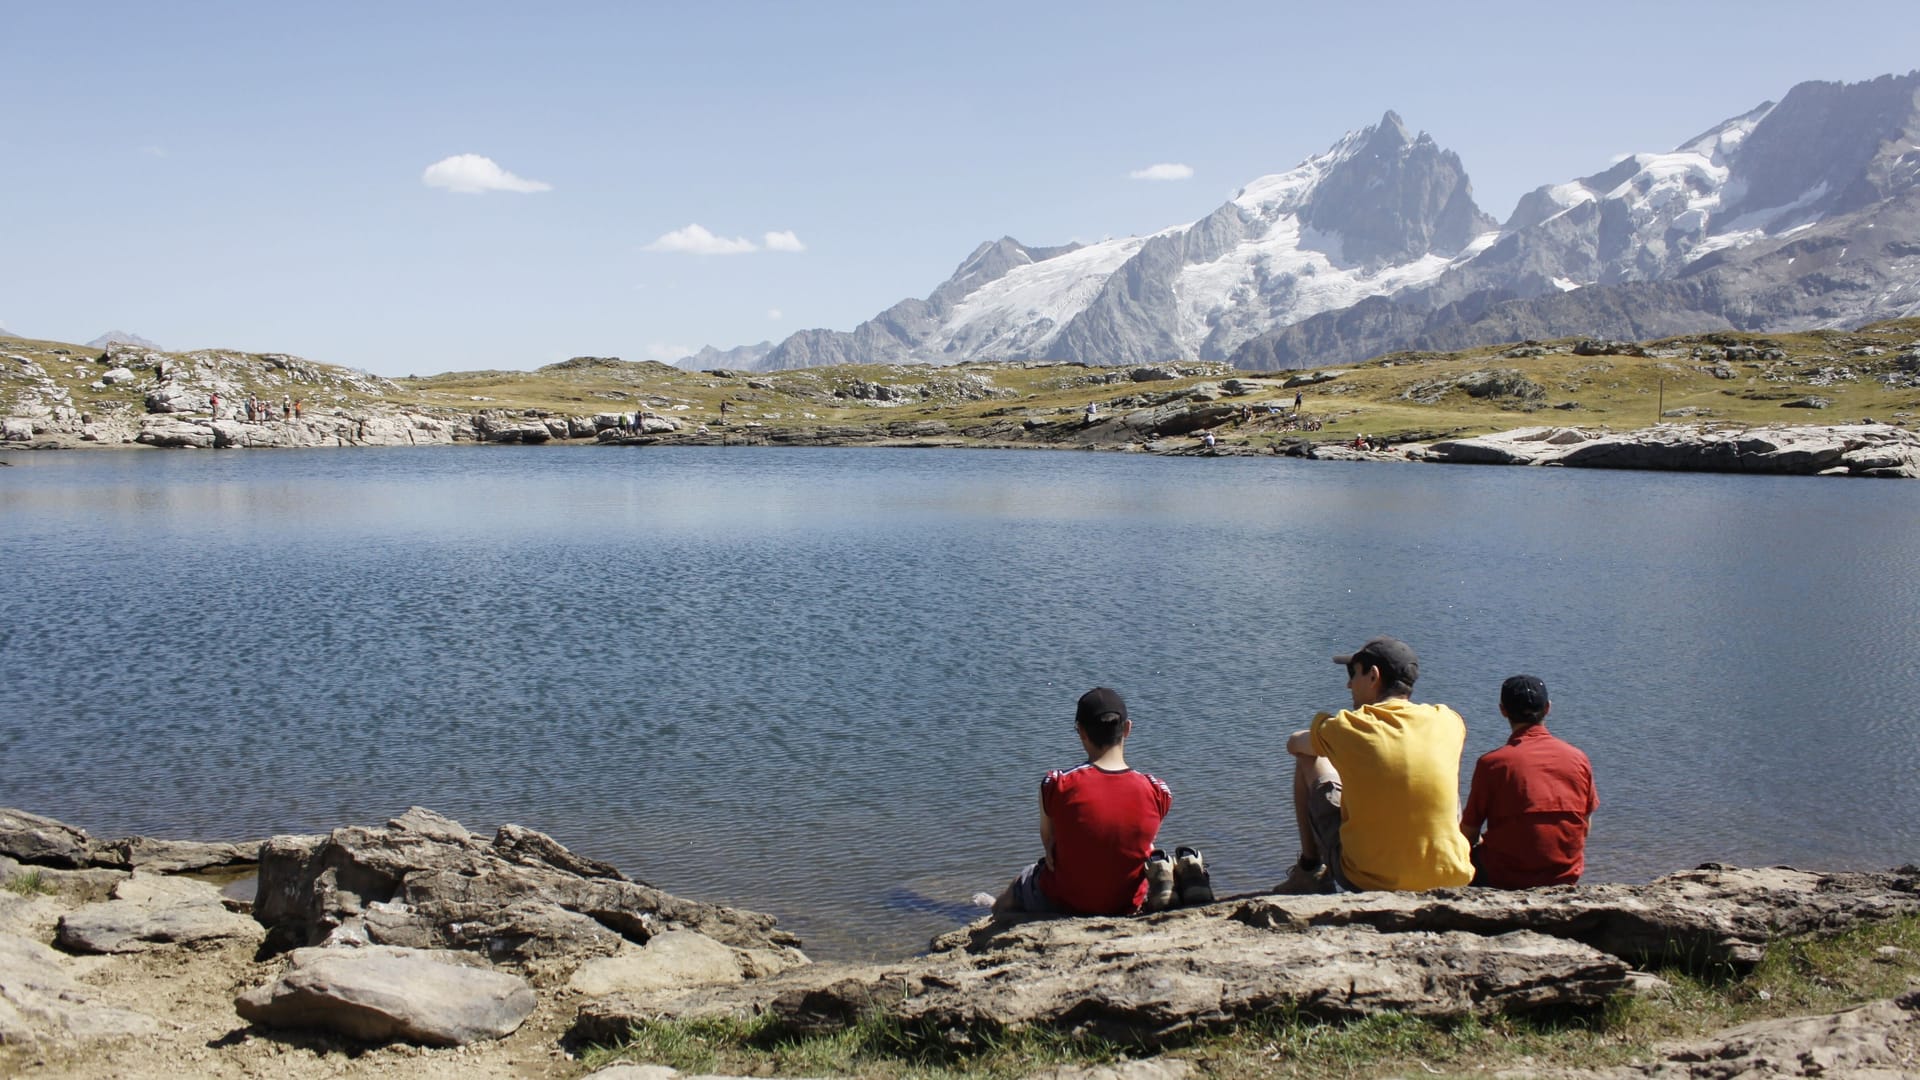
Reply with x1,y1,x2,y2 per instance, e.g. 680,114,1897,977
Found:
692,70,1920,373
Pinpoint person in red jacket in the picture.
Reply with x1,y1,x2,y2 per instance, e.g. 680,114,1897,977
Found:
991,687,1172,916
1460,675,1598,888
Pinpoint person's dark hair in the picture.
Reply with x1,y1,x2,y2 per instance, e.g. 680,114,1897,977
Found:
1501,674,1550,725
1348,658,1414,698
1336,637,1418,697
1075,687,1128,749
1079,712,1126,749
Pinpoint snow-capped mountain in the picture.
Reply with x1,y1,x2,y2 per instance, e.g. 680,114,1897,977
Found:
1234,71,1920,369
718,71,1920,373
86,330,162,350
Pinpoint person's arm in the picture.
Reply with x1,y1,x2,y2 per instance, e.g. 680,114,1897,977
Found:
1287,712,1333,757
1039,792,1056,870
1460,761,1487,843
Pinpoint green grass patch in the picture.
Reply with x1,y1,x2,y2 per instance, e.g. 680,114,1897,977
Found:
579,915,1920,1080
2,868,57,896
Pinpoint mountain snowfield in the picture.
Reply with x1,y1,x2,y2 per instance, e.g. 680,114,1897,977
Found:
716,70,1920,373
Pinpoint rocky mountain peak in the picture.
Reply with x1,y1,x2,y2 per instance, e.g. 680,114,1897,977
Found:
1299,112,1495,264
87,330,161,351
1722,70,1920,220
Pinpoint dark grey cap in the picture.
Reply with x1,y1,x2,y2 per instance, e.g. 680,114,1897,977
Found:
1501,674,1549,716
1333,636,1419,688
1076,687,1127,727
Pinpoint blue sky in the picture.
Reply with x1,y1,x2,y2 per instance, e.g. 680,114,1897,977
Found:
3,2,1915,376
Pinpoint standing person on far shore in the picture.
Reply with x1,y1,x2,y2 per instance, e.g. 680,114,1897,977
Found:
282,394,292,422
1460,676,1597,888
208,391,220,420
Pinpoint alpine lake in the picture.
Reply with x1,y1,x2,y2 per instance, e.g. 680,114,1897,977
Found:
2,445,1916,959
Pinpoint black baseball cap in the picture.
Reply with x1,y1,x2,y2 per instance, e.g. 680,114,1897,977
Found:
1332,636,1419,688
1501,674,1549,715
1076,687,1127,727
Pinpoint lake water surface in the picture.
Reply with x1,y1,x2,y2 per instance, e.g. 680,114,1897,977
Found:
2,446,1917,958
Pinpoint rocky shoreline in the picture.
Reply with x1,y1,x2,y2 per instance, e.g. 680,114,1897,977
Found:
11,401,1920,480
9,336,1920,477
3,806,1917,1078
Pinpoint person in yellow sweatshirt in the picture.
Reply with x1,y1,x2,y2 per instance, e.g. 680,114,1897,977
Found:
1279,636,1474,893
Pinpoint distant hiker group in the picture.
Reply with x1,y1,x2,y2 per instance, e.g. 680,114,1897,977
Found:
989,636,1596,917
208,392,304,423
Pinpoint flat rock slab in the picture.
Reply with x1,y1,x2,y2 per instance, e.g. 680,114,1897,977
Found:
0,931,161,1046
55,872,264,953
575,920,1627,1049
90,835,261,873
1524,986,1920,1078
1216,866,1920,971
0,808,93,868
235,944,536,1046
569,929,793,997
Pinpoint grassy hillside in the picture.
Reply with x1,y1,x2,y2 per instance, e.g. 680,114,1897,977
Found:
6,320,1918,447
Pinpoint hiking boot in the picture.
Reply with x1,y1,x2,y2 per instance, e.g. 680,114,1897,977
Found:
1173,846,1213,905
1143,849,1175,911
1274,858,1328,895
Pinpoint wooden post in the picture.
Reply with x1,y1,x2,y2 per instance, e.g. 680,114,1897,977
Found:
1657,377,1664,425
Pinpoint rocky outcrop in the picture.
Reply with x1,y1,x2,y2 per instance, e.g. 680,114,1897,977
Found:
1420,423,1920,477
574,917,1628,1049
253,807,802,965
0,807,259,876
235,945,536,1047
574,865,1920,1050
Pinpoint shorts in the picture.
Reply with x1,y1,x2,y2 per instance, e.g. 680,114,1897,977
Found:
1005,859,1059,913
1305,777,1358,893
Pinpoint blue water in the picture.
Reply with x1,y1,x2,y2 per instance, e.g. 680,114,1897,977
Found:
2,446,1918,958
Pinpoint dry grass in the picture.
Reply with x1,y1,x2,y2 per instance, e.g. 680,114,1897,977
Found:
6,320,1919,446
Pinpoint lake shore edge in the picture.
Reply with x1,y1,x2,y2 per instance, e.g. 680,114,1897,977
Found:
5,804,1918,1079
8,412,1920,480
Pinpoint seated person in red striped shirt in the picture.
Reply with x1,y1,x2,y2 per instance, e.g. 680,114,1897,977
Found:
1460,675,1598,888
992,687,1173,916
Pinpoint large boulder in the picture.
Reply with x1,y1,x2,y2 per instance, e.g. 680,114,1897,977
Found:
252,808,802,966
55,873,264,954
136,416,216,448
234,944,535,1046
472,412,554,444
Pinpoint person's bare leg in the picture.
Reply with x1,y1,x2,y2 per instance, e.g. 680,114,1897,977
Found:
1292,754,1340,861
1292,753,1318,863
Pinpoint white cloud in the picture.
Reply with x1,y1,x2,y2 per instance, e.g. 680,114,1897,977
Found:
648,343,693,362
141,145,167,158
644,224,758,255
1129,162,1194,181
767,308,783,320
762,230,806,252
421,154,553,194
